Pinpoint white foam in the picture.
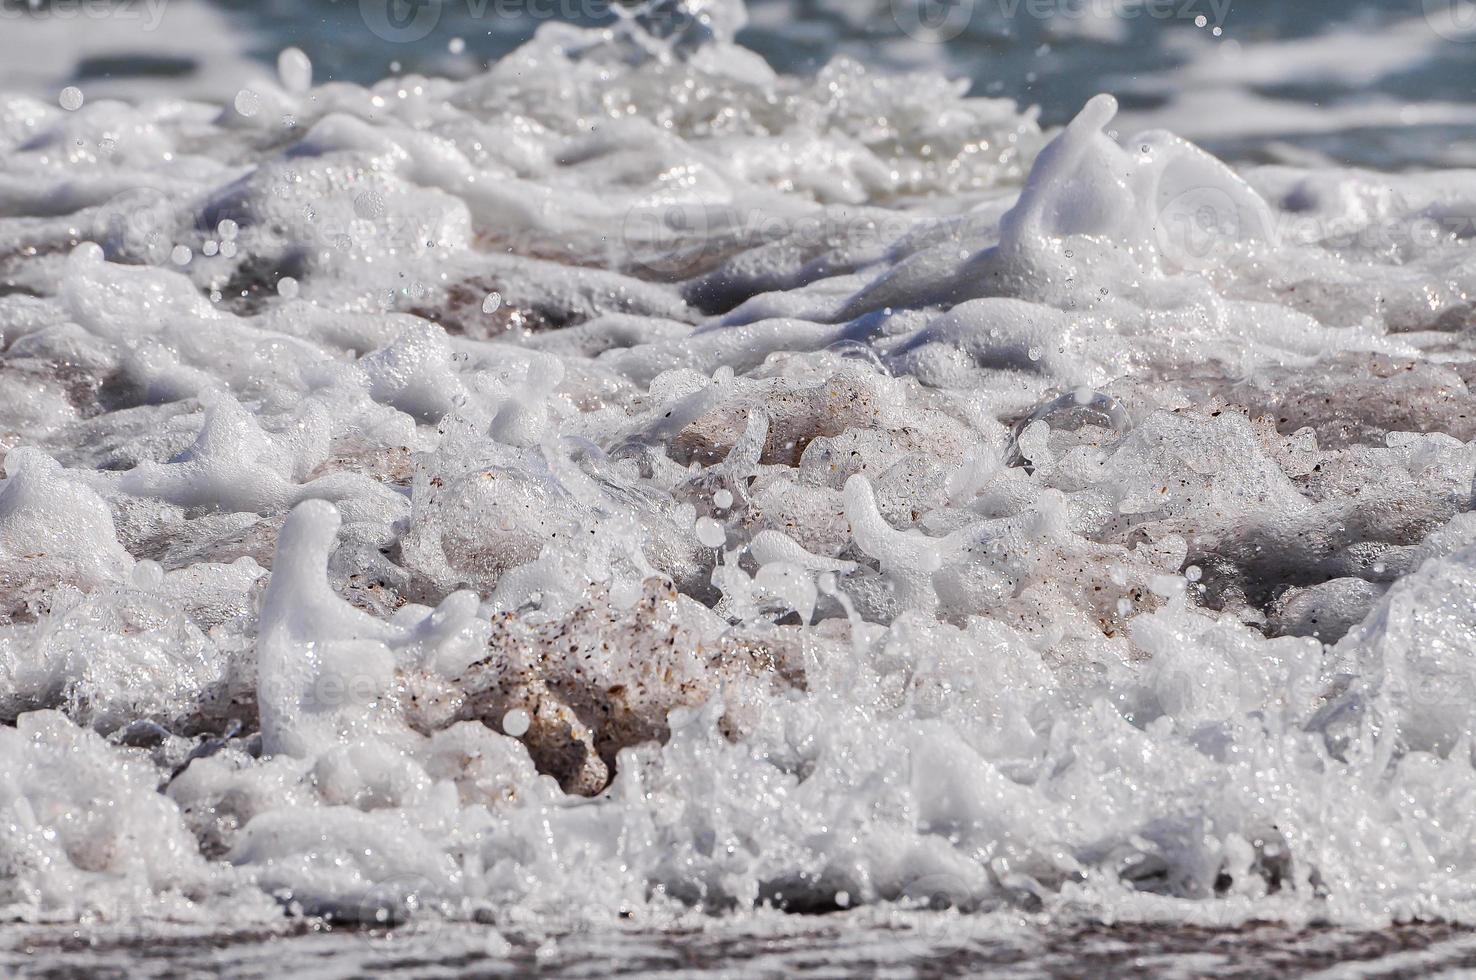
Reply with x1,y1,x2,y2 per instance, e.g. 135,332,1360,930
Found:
2,0,1476,939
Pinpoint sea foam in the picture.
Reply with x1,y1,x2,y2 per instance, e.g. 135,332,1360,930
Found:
2,0,1476,933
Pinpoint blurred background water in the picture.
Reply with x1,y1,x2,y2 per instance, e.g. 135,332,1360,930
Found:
3,0,1476,167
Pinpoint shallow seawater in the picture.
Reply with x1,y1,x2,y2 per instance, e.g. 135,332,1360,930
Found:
11,0,1476,166
3,0,1476,975
11,918,1476,978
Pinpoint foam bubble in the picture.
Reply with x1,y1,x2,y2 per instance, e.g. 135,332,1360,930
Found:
234,89,260,117
501,709,531,738
277,48,313,94
694,516,727,548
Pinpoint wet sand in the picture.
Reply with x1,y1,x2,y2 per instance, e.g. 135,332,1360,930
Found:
7,919,1476,979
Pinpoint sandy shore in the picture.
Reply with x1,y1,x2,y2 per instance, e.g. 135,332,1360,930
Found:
7,918,1476,978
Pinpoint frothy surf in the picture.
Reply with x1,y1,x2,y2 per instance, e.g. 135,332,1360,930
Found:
2,0,1476,939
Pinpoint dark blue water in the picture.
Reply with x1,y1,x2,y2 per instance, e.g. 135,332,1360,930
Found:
9,0,1476,166
212,0,1476,164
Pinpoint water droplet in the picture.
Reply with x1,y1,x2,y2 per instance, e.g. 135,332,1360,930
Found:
448,37,467,55
481,291,503,314
59,87,84,112
501,708,531,738
234,89,260,118
713,489,734,509
695,517,726,549
217,219,239,241
170,245,192,266
354,191,386,220
277,276,300,299
131,560,164,590
202,241,219,257
277,47,313,94
71,241,104,264
1027,346,1042,361
1185,565,1202,582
